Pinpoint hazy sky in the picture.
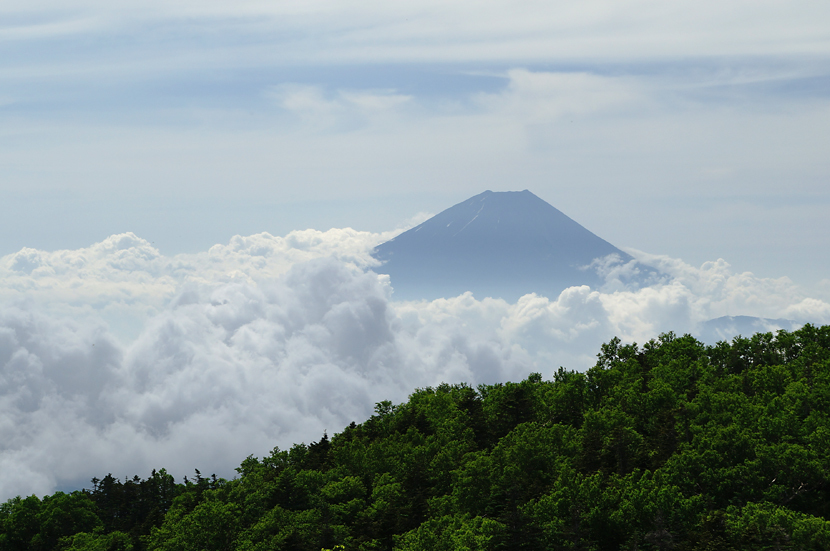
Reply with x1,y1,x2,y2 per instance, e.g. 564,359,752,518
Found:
1,0,829,284
2,1,830,498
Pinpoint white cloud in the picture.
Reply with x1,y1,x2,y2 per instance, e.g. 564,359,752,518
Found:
1,229,827,499
0,16,103,42
0,228,392,343
267,84,413,132
2,0,828,60
1,59,828,287
476,69,643,122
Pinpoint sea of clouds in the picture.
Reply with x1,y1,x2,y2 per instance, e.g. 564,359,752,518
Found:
1,228,829,499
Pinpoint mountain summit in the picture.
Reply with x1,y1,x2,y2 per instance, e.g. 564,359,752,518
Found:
373,190,636,301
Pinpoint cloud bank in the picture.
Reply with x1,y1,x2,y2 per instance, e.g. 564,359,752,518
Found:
1,230,829,500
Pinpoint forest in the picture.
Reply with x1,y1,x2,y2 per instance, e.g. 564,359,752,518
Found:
2,325,830,550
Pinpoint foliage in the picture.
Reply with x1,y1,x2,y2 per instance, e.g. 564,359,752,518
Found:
2,325,830,550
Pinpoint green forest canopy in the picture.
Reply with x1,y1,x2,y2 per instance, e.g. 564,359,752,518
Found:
3,325,830,550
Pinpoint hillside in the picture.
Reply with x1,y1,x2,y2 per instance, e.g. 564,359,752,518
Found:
2,325,830,550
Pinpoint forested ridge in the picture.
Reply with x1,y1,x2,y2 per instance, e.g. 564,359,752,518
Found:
3,325,830,550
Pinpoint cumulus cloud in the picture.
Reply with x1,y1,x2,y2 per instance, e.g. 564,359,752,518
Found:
0,230,828,499
0,228,393,343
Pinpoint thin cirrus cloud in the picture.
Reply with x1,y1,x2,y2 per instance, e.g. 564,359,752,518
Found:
474,69,643,123
1,229,829,499
3,0,829,59
266,84,414,131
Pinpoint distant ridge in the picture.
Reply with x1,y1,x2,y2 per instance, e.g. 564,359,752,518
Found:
696,315,801,345
372,190,637,301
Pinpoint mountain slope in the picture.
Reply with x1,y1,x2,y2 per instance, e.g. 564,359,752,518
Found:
372,190,635,300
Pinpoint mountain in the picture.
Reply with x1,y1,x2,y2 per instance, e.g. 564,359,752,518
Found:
372,190,641,301
696,315,801,345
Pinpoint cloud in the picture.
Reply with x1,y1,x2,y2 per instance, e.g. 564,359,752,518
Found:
0,15,103,42
3,0,829,60
267,84,413,132
1,230,828,499
476,69,643,123
0,248,527,498
1,54,828,288
0,228,392,343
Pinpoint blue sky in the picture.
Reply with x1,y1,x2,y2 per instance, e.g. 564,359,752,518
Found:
1,0,829,285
